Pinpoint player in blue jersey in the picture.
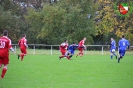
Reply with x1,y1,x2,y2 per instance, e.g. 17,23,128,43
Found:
118,35,130,63
110,38,117,59
59,43,78,60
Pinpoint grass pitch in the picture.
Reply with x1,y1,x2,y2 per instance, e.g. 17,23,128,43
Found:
0,52,133,88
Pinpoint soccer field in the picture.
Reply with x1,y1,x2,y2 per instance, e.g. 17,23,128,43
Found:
0,53,133,88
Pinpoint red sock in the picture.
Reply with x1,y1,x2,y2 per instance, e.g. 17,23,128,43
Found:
67,56,70,60
1,68,7,78
20,53,25,61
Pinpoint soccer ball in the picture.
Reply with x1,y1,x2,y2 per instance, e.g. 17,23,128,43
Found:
112,49,115,52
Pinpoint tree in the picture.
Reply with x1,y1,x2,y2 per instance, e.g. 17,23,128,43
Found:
25,0,97,44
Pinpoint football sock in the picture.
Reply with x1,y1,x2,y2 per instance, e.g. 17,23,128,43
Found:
1,67,7,78
118,58,119,63
69,55,73,58
20,53,25,61
120,56,123,59
110,55,113,59
67,56,70,60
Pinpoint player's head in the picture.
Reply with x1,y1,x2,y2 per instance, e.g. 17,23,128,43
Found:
111,38,114,41
122,35,125,38
64,40,68,43
22,34,26,38
72,42,76,45
83,37,86,41
3,30,8,36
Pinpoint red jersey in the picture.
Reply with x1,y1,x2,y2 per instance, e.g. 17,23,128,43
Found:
18,37,27,49
60,42,68,52
0,36,12,57
79,40,85,47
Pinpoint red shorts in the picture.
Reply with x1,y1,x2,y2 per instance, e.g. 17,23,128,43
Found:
78,47,83,51
20,47,27,54
61,51,66,55
0,57,9,65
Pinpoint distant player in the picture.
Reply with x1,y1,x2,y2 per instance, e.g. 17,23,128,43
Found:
59,43,78,60
18,34,28,61
0,30,14,79
59,40,68,58
118,35,130,63
110,38,117,59
76,37,86,57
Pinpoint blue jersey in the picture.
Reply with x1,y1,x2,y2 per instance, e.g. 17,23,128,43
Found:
110,40,116,50
119,38,130,50
68,44,78,51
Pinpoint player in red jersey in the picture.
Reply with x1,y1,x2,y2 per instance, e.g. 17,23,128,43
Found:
0,30,14,79
18,34,28,61
59,40,68,59
76,37,86,57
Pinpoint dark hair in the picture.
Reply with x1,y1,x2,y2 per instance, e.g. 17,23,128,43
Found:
72,42,75,44
3,30,8,36
22,34,26,37
122,35,125,38
64,40,68,42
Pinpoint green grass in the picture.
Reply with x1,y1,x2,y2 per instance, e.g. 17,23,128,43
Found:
0,52,133,88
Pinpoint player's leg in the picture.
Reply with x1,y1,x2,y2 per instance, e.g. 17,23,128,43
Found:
18,47,23,59
76,47,82,57
118,50,125,63
0,58,2,68
1,65,7,78
59,51,65,59
59,51,69,59
110,51,113,59
1,57,9,78
113,52,117,59
19,48,26,61
66,51,71,60
68,51,74,59
79,49,84,57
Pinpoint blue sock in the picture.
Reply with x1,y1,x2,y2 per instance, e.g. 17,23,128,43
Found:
110,55,113,59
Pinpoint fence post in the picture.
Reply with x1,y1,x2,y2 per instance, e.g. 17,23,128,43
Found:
14,45,16,55
33,45,35,54
51,45,53,55
102,46,103,55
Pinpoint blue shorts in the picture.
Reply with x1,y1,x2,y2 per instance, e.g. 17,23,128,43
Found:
68,50,75,55
119,49,126,57
64,50,75,56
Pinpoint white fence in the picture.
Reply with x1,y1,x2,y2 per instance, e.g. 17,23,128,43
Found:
12,44,133,55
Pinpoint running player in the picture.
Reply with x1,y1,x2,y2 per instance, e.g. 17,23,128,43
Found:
18,34,28,61
59,43,78,60
118,35,130,63
110,38,117,59
76,37,86,57
59,40,68,58
0,30,14,79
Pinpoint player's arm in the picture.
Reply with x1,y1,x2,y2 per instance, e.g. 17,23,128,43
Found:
24,39,28,48
9,39,14,52
127,40,130,49
18,40,21,46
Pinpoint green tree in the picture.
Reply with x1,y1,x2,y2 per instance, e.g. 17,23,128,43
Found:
25,0,97,44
